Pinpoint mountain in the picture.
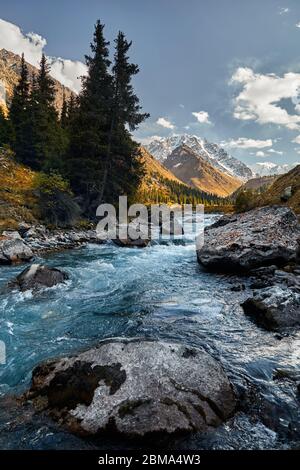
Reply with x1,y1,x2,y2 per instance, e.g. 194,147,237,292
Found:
137,147,222,204
250,161,300,177
0,49,74,113
164,144,242,197
232,175,277,198
139,146,184,188
147,134,253,181
259,164,300,213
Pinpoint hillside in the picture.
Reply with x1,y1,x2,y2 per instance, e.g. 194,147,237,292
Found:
137,147,224,205
259,164,300,214
0,49,74,114
0,148,37,229
147,134,253,181
164,144,242,197
233,175,277,198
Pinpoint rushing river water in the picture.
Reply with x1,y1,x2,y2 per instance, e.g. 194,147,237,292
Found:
0,214,299,450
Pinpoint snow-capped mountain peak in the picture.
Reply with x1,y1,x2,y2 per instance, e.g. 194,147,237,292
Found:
146,134,253,181
250,161,300,177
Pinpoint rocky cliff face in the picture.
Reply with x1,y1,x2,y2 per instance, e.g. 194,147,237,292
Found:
164,144,242,197
0,49,74,113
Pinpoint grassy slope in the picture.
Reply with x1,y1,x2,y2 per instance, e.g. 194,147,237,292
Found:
137,146,188,203
165,145,242,197
0,148,37,229
259,164,300,214
232,175,277,198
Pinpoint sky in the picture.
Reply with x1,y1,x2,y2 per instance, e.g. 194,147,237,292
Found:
1,0,300,167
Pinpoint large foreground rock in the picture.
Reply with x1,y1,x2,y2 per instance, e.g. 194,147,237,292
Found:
197,206,300,272
0,238,33,264
10,264,69,292
242,286,300,330
27,339,236,439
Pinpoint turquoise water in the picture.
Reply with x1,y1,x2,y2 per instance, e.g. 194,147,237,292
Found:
0,214,299,449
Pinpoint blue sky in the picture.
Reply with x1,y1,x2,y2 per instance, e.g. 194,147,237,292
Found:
1,0,300,166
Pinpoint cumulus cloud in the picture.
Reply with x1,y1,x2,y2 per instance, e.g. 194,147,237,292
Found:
156,117,175,129
279,7,290,15
296,22,300,28
267,148,283,155
230,67,300,130
222,137,273,149
138,135,163,145
292,135,300,144
256,151,265,157
0,18,86,93
192,111,211,124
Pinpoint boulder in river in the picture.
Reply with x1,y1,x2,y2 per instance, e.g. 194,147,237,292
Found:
0,238,33,264
10,264,69,292
242,286,300,330
197,206,300,272
112,237,150,248
27,339,236,439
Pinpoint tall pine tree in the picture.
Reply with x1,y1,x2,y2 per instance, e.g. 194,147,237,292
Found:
0,107,13,147
101,31,149,203
30,54,67,170
68,20,113,212
9,53,31,162
60,90,68,129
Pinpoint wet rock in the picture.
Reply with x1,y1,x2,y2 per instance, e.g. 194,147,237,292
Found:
280,186,292,202
197,206,300,272
23,225,47,240
1,230,22,240
0,238,33,264
10,264,69,292
242,286,300,330
230,284,246,292
113,237,150,248
18,222,32,237
27,339,236,439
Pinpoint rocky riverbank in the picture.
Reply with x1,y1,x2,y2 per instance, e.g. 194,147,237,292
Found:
197,206,300,331
0,224,104,264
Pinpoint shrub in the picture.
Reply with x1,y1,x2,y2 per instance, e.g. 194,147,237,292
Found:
33,171,81,227
235,190,256,213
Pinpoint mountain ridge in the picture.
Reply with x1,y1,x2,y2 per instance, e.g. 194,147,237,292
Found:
147,134,253,181
164,144,242,197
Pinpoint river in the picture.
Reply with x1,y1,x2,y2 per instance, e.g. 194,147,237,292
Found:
0,214,299,449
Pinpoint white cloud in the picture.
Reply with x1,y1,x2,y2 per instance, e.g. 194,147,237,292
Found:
296,22,300,28
0,18,86,93
279,7,290,15
156,117,175,129
256,151,265,157
223,137,273,149
192,111,211,124
292,135,300,144
267,148,283,155
230,67,300,130
179,104,185,108
137,135,163,145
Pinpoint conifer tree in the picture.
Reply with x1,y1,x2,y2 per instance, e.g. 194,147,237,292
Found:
99,31,149,203
0,107,12,147
9,54,31,161
60,90,68,129
68,20,113,212
30,54,67,170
